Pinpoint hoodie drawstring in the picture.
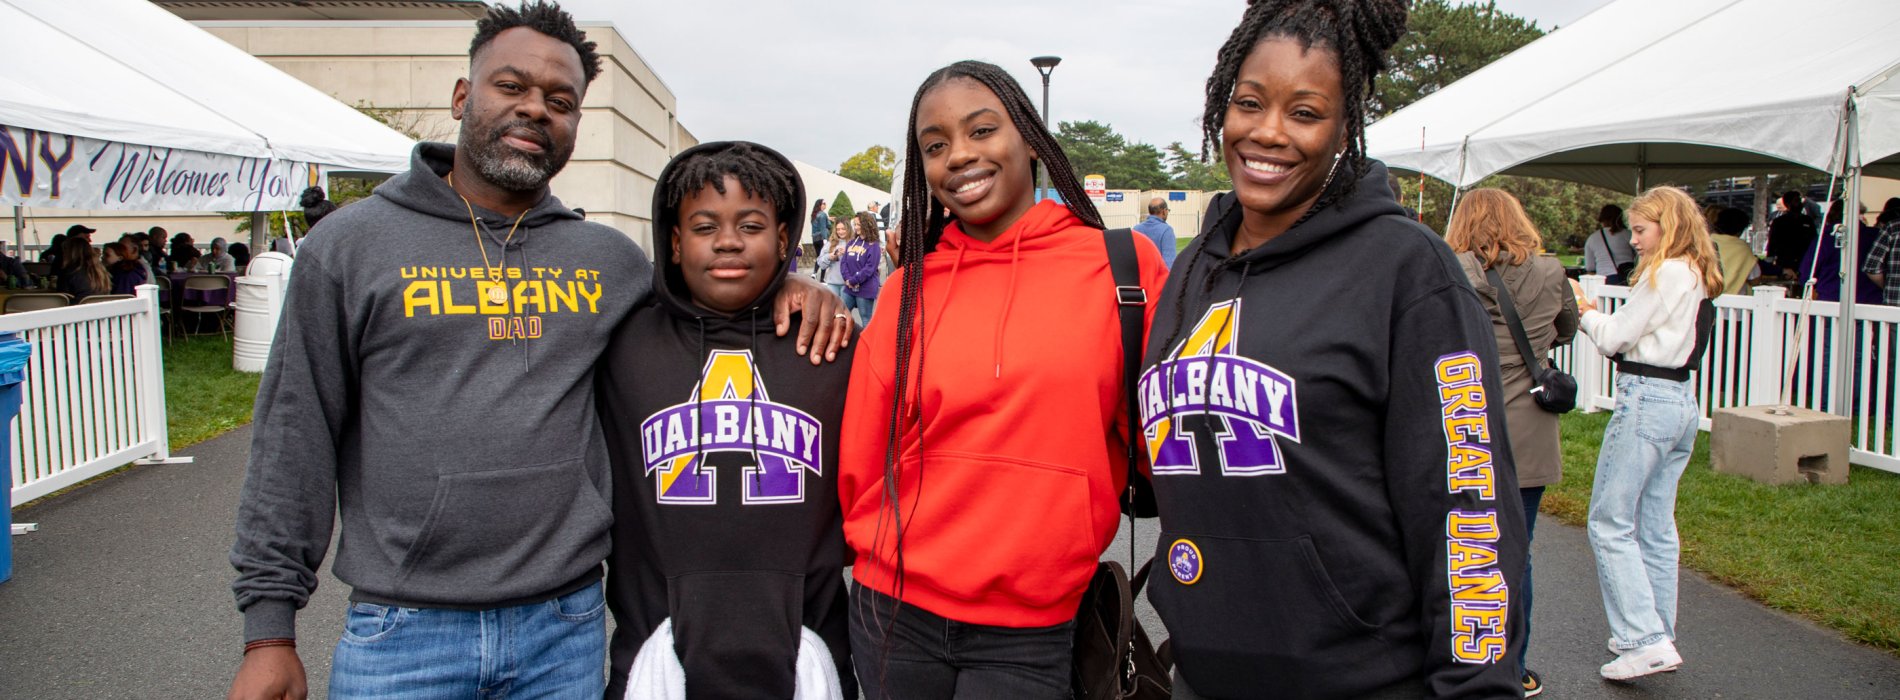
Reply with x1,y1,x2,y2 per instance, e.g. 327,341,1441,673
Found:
991,231,1024,379
692,317,707,469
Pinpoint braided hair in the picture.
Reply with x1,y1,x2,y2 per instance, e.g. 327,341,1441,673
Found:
660,143,801,223
1160,0,1406,358
867,58,1102,657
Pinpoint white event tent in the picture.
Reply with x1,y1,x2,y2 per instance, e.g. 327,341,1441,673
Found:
0,0,413,222
1367,0,1900,419
1367,0,1900,192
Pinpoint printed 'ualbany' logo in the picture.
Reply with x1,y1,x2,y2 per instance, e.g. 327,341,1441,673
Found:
1140,300,1300,477
640,350,822,505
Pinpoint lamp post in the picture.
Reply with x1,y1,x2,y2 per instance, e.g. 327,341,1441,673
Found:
1031,55,1061,198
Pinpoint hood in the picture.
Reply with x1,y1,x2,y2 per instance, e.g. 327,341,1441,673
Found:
936,198,1084,256
1198,160,1409,275
651,141,806,327
374,142,584,245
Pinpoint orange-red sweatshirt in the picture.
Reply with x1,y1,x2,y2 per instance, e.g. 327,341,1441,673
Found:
838,200,1167,627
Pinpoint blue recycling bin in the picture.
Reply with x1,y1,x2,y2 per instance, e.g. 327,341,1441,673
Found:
0,333,31,584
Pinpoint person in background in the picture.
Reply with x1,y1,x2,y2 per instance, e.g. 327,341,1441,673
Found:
1861,197,1900,305
55,235,107,300
206,237,238,273
0,241,30,287
817,219,850,298
811,198,831,259
175,249,204,274
168,232,199,273
103,241,149,295
1134,196,1179,268
230,242,253,269
839,211,881,324
1447,188,1576,698
1767,190,1817,276
1709,207,1760,296
41,231,73,269
143,228,167,270
1583,204,1636,284
1576,186,1721,683
1797,200,1881,304
300,187,339,230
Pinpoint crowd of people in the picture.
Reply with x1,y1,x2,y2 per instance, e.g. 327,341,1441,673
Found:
4,224,255,305
214,2,1835,700
1578,189,1900,306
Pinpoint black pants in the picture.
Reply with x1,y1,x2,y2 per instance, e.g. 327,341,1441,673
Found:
849,583,1074,700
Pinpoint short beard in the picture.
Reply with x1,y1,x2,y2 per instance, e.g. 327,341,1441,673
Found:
457,100,572,193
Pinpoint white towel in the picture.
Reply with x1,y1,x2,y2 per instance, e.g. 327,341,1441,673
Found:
623,618,845,700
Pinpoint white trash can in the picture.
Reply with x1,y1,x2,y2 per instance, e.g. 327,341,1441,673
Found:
233,252,294,373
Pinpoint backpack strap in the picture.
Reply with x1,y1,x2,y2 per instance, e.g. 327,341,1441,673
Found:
1102,228,1155,520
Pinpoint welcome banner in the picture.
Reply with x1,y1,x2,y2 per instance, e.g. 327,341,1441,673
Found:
0,123,324,212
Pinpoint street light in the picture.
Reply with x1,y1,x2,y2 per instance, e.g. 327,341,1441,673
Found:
1030,55,1061,198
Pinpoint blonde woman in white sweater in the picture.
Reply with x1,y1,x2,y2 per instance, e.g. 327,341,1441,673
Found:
1575,186,1723,683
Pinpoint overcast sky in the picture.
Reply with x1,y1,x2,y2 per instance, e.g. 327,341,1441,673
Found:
558,0,1612,172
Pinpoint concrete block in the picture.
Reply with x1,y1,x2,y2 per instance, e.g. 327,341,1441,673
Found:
1711,405,1850,485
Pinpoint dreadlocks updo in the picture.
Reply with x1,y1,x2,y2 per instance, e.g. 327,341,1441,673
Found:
662,143,801,228
1200,0,1407,221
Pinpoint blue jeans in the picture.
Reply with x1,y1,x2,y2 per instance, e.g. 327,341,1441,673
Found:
1519,485,1544,675
1588,374,1698,652
827,283,846,301
849,584,1073,700
843,290,877,324
329,581,607,699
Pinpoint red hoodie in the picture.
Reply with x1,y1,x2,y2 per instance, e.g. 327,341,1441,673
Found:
838,200,1167,627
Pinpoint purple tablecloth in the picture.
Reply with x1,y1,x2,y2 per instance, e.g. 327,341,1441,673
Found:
168,272,237,308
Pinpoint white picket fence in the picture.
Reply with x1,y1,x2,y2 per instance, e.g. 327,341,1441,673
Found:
1554,276,1900,474
4,285,190,516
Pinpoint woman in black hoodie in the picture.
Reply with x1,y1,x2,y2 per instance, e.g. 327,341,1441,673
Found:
596,141,855,699
1142,2,1527,698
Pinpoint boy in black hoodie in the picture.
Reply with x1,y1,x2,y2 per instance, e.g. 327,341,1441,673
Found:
597,141,855,699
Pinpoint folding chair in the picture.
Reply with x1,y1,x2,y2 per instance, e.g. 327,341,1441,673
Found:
4,293,72,313
181,274,234,340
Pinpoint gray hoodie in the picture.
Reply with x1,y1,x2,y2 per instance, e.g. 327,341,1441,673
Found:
231,143,651,643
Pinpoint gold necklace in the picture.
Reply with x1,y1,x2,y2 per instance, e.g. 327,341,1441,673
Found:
448,172,527,306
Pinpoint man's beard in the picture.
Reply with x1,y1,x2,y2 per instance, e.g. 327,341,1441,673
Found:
458,103,572,193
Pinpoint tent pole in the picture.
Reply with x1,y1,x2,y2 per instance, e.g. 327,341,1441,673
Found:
1833,102,1860,418
1636,143,1649,192
12,206,22,256
250,211,268,254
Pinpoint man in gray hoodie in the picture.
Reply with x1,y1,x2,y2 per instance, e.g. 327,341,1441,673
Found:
227,3,848,698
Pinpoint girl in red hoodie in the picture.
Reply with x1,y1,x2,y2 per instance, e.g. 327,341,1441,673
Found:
837,60,1167,698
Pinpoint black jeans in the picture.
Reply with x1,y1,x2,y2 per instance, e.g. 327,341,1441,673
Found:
849,583,1074,700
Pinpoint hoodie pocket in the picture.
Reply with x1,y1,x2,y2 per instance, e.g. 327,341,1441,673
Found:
1149,532,1393,698
394,457,610,597
668,571,804,699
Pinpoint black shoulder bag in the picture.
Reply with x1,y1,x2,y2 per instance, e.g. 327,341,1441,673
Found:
1487,266,1578,414
1072,228,1172,700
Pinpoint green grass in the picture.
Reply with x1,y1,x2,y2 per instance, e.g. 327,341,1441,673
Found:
162,336,261,450
1545,412,1900,653
1556,254,1582,267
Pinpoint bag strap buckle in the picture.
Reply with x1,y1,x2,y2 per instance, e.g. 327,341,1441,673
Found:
1115,285,1146,307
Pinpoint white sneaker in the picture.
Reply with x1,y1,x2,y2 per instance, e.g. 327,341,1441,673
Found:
1600,640,1683,681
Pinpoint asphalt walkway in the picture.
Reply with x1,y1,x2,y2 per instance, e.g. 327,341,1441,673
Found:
2,425,1897,698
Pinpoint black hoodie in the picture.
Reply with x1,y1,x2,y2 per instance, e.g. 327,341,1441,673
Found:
597,142,855,699
1141,162,1527,699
